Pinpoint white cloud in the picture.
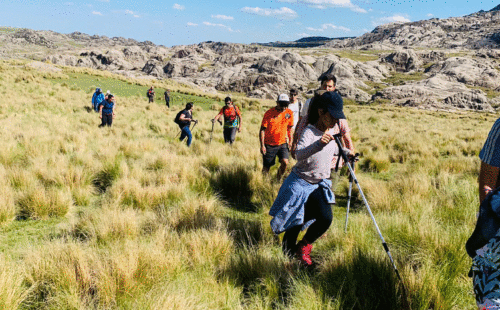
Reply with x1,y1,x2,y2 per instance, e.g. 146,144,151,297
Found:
187,22,198,26
212,14,234,20
241,6,298,19
278,0,366,13
427,13,434,17
92,11,103,16
123,10,140,18
173,3,185,10
306,23,350,32
297,32,311,37
372,14,411,26
203,21,239,32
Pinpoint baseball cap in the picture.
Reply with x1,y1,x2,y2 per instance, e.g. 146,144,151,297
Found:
277,93,290,103
224,96,232,103
315,91,345,120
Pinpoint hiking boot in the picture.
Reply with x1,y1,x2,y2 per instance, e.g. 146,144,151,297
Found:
296,240,313,266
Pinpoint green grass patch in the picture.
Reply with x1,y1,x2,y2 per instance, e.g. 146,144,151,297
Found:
49,72,219,110
334,51,379,62
382,71,426,86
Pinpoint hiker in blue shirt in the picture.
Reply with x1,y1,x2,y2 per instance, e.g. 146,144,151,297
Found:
98,94,115,127
92,88,104,112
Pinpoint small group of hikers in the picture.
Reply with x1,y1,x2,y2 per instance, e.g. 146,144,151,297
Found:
91,88,116,127
147,86,171,107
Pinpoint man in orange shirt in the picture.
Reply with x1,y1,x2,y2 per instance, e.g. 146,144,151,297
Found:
212,96,242,144
260,94,294,180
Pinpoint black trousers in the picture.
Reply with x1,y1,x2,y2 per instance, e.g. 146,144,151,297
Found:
223,127,237,144
282,186,333,256
99,113,113,127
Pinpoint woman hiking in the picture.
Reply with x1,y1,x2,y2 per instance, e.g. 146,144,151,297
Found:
269,91,344,267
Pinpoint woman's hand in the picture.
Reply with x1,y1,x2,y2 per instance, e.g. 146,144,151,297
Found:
320,133,334,144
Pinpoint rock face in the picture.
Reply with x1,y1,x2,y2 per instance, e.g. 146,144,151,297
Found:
3,4,500,112
325,9,500,50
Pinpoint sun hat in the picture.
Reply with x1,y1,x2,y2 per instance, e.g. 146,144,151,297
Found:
314,91,345,120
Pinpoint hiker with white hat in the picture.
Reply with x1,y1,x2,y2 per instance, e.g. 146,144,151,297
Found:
260,94,294,181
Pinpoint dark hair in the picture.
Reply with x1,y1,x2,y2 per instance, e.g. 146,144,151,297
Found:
307,95,329,125
224,96,232,103
289,89,298,96
320,73,337,86
185,102,193,110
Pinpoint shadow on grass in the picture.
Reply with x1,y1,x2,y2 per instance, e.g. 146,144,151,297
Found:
217,247,294,307
210,165,260,213
224,217,268,248
84,106,93,113
315,249,407,310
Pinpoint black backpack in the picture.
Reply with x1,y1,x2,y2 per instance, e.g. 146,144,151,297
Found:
174,110,184,125
466,186,500,257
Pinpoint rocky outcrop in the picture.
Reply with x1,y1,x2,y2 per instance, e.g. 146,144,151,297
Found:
373,74,494,111
383,49,422,72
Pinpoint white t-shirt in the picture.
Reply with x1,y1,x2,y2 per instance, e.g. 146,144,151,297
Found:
288,100,301,130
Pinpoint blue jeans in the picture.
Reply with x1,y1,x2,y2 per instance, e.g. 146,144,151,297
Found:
180,126,192,146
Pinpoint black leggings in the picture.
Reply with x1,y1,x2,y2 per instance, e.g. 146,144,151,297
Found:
282,187,333,256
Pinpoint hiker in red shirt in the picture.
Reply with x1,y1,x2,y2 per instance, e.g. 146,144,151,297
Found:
260,94,294,181
212,96,242,144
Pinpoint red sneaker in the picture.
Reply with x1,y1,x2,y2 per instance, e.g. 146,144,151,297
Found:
296,240,313,266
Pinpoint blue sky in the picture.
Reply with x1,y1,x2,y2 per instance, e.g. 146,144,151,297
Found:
0,0,497,47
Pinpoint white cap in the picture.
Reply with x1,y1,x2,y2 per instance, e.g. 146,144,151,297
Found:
106,90,111,94
277,93,290,103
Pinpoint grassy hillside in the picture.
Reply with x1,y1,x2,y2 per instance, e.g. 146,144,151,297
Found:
0,59,495,309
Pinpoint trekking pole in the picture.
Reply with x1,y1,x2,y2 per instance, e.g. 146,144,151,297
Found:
209,120,215,144
191,120,198,132
332,134,405,290
344,153,360,233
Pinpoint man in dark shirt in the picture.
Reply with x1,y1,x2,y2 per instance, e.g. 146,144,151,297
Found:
164,89,170,108
177,102,196,147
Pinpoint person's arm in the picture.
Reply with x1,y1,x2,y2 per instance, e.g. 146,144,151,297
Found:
479,161,500,203
291,116,307,159
295,127,330,161
213,110,223,123
259,126,266,155
237,107,242,132
99,105,103,119
179,113,192,122
287,127,294,151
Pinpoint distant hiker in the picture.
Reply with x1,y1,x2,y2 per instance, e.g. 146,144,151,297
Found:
164,89,170,108
288,89,302,131
212,96,242,144
292,74,354,171
98,94,115,127
466,118,500,309
105,90,111,100
147,86,155,103
260,94,294,181
269,91,344,267
91,88,104,112
175,102,197,147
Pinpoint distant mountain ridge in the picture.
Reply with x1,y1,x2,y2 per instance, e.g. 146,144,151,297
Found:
257,36,356,48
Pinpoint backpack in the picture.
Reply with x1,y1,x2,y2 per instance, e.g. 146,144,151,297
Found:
466,186,500,257
174,110,184,125
147,89,153,97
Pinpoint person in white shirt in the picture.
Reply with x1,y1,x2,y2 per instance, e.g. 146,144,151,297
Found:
287,89,302,132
